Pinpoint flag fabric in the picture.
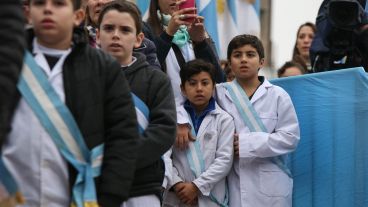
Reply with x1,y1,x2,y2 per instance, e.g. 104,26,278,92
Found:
270,68,368,207
217,0,260,59
135,0,261,59
196,0,220,52
136,0,150,19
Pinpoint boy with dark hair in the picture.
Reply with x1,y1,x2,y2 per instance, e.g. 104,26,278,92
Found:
1,0,140,206
215,34,300,207
97,1,176,206
162,59,234,207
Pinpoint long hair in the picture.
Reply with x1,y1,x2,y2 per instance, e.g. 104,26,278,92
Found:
147,0,164,35
292,22,316,60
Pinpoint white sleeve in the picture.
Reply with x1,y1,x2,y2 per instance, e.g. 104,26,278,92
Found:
238,92,300,158
162,149,173,189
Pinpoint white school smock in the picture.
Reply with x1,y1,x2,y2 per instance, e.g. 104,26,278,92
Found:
2,39,71,207
163,103,235,207
215,79,300,207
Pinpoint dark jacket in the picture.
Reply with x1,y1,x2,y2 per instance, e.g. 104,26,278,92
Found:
22,29,140,207
143,25,225,83
0,0,25,146
133,38,161,70
123,52,176,198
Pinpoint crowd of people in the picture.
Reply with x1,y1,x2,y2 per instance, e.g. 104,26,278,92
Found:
0,0,301,207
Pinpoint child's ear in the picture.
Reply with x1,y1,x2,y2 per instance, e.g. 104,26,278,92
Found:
134,32,144,48
73,8,85,27
180,84,187,97
96,29,100,45
259,58,265,68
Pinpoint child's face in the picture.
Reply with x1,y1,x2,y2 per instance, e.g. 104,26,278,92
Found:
29,0,84,49
181,71,214,112
97,10,143,65
229,44,264,81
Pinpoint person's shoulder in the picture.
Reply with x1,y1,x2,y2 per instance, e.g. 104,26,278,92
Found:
214,102,233,120
265,79,291,98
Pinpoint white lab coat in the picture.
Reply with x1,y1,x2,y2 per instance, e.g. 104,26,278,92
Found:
163,103,235,207
215,79,300,207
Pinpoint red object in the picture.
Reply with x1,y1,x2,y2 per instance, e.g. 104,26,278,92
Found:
179,0,196,23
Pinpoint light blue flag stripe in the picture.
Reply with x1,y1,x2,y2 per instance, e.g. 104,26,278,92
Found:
227,0,237,25
252,0,261,17
365,0,368,12
196,0,220,53
136,0,149,15
270,67,368,207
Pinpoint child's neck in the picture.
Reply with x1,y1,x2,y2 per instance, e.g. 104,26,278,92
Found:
237,76,261,97
193,103,209,116
36,36,72,50
120,56,136,68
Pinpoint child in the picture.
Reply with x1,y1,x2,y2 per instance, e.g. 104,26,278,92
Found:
96,1,176,206
1,0,140,206
215,34,300,207
277,61,306,78
162,59,234,207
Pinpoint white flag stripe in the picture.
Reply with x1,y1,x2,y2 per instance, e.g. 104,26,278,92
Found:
197,0,211,11
22,64,86,164
231,83,263,132
135,107,149,130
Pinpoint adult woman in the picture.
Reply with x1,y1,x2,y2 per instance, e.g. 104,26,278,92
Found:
292,22,316,72
146,0,224,148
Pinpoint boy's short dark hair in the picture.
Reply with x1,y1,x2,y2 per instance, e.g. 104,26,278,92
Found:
98,0,142,34
277,61,306,77
28,0,81,10
180,59,216,86
227,34,265,61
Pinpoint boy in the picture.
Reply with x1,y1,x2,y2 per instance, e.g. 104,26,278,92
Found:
1,0,140,206
162,59,234,207
96,1,176,206
215,34,300,207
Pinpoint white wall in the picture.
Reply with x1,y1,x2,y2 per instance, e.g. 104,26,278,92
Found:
271,0,321,70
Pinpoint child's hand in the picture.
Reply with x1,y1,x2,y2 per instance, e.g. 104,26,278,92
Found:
176,124,196,150
234,133,239,157
176,182,199,205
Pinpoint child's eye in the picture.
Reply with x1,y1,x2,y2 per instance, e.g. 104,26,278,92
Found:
103,25,114,32
32,0,45,5
188,80,196,86
54,0,66,6
120,26,133,34
202,81,209,86
247,53,255,58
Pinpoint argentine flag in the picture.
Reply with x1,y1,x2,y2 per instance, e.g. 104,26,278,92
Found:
135,0,261,59
217,0,260,59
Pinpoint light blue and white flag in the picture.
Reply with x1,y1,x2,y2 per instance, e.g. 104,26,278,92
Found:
271,68,368,207
196,0,220,52
217,0,260,59
136,0,150,20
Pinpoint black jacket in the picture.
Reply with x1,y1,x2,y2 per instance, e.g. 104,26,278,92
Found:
123,53,176,198
0,0,25,146
22,29,140,207
143,25,225,83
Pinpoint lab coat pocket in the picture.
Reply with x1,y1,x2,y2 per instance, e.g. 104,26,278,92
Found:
259,165,292,197
203,131,217,151
258,112,278,132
